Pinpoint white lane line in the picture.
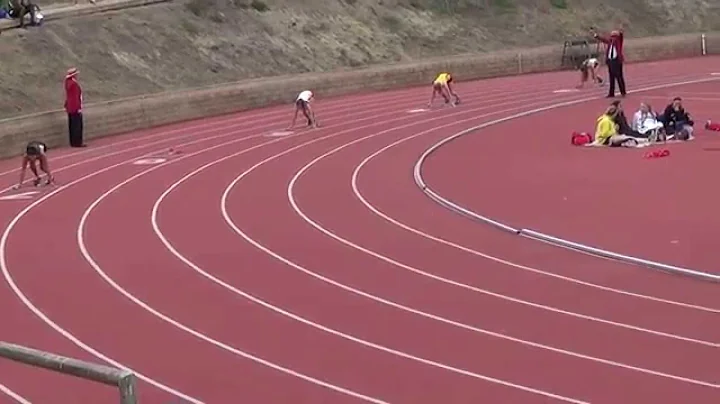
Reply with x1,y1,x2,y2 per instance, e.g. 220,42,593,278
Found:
132,158,168,165
217,165,589,403
76,138,387,404
287,124,719,347
0,191,40,201
0,383,31,404
265,130,295,137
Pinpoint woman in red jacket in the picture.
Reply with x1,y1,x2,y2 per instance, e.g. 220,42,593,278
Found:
64,67,86,147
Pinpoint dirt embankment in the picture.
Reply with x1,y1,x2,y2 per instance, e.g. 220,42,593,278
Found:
0,0,717,117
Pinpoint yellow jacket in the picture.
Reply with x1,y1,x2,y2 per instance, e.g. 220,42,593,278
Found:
594,114,617,145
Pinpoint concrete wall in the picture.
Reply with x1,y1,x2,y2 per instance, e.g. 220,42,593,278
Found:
0,32,717,158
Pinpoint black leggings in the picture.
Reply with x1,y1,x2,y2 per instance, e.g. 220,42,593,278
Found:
606,59,626,96
68,112,84,147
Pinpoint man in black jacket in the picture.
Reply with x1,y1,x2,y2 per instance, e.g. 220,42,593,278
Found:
660,97,694,139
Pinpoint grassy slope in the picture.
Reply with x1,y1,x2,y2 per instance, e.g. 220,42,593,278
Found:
0,0,717,117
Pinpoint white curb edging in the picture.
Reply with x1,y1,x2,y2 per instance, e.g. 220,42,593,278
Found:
413,75,720,283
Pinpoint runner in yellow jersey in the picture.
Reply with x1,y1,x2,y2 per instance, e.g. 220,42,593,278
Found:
428,72,460,108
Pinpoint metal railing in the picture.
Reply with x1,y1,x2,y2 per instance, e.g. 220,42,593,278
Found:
0,341,137,403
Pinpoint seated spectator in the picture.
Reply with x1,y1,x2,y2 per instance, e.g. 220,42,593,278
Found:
632,103,665,142
0,0,9,16
592,105,638,147
8,0,38,28
610,100,644,138
660,97,694,140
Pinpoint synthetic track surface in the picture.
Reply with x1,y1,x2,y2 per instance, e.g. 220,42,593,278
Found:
0,57,718,404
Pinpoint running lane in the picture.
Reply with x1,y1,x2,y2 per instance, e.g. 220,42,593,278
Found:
131,75,608,400
2,76,582,402
0,80,467,402
0,57,717,403
285,73,719,402
136,76,606,403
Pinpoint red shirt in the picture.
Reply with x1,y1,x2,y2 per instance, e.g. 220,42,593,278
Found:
595,31,624,63
64,77,83,113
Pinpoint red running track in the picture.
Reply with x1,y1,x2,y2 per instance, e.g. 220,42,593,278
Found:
421,78,720,275
0,57,718,404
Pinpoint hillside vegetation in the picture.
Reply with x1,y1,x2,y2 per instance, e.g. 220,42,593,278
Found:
0,0,718,117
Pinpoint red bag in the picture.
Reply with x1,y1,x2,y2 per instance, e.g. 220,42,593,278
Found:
644,149,670,159
571,131,593,146
706,121,720,131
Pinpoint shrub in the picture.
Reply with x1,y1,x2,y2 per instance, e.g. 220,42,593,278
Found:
381,15,402,32
550,0,568,9
185,0,207,16
250,0,269,12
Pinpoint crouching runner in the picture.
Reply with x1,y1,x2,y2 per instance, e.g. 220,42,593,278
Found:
428,72,460,108
15,140,54,189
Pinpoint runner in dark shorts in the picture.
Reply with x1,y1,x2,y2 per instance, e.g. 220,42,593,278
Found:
14,140,54,189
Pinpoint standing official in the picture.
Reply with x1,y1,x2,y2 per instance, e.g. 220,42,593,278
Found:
592,26,626,98
64,67,86,147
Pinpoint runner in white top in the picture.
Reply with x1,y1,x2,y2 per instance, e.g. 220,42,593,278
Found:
288,90,317,129
577,57,604,88
297,90,313,102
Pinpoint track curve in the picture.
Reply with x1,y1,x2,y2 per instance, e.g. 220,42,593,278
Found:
0,57,718,404
414,70,720,281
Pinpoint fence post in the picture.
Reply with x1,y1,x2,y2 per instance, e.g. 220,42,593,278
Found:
118,371,138,404
517,53,523,74
701,34,707,56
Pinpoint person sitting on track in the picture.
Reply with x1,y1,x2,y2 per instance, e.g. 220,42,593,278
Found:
428,72,460,108
287,90,318,129
632,102,665,142
660,97,694,140
14,140,54,189
610,99,644,139
576,57,604,88
592,105,638,147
